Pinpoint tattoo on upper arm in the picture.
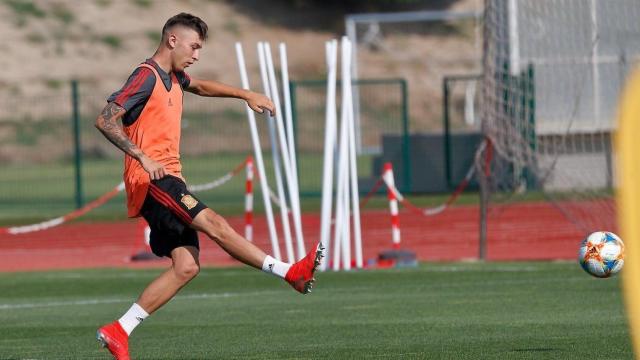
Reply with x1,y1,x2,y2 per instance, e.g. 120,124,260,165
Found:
100,102,122,120
98,102,125,125
97,103,142,157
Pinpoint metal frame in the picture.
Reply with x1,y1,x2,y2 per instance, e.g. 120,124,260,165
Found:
290,78,411,193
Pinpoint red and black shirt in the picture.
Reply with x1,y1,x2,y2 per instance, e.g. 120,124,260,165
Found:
108,58,190,126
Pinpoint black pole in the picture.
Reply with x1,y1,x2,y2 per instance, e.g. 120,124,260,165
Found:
71,80,84,209
479,139,489,260
400,79,411,193
443,78,452,189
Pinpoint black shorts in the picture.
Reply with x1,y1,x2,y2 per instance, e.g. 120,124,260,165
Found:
140,175,208,258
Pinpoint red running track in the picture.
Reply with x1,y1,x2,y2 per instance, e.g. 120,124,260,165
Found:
0,201,600,272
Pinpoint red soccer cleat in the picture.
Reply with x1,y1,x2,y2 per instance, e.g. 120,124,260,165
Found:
285,243,324,294
96,321,130,360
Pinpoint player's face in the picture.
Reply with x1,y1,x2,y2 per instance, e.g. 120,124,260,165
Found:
171,27,202,72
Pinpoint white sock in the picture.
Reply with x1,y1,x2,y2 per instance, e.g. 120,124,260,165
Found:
118,303,149,336
262,255,291,279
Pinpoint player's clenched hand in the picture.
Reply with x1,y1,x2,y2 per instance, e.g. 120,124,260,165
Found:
245,91,275,116
140,156,167,180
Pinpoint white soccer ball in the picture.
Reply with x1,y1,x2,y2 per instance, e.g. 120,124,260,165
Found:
578,231,625,278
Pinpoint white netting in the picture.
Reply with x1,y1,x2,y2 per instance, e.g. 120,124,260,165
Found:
480,0,640,233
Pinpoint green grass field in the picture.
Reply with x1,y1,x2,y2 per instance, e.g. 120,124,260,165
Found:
0,262,631,359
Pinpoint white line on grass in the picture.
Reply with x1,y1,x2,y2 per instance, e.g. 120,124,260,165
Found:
0,290,284,310
9,269,258,280
0,273,588,311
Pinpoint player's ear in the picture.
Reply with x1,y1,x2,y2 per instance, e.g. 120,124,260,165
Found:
167,33,177,49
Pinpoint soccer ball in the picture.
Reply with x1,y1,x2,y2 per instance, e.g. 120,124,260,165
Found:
578,231,625,278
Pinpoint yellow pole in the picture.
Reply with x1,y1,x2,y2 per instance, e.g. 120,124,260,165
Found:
617,67,640,358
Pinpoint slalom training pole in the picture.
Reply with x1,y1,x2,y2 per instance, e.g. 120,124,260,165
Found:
383,162,401,249
339,36,354,270
278,43,306,260
319,39,338,271
333,38,353,271
235,42,281,260
264,43,307,260
342,36,363,269
257,42,295,263
244,155,254,242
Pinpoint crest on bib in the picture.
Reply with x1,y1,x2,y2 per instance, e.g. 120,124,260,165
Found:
180,194,198,210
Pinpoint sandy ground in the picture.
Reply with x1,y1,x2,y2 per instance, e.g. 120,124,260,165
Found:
1,0,482,128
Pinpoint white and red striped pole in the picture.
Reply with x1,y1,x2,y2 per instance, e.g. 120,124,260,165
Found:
244,155,254,242
130,218,153,261
383,162,401,249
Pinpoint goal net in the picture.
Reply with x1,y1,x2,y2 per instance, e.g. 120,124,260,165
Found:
480,0,640,240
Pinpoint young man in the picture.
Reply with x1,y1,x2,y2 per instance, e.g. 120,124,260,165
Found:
95,13,322,360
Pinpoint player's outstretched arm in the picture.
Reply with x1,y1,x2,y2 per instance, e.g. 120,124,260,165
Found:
95,103,166,180
186,78,275,115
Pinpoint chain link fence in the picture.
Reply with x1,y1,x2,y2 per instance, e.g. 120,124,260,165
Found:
0,78,409,222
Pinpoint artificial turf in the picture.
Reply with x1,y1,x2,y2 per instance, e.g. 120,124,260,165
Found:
0,261,631,359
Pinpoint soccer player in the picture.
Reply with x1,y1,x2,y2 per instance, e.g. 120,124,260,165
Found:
94,13,322,360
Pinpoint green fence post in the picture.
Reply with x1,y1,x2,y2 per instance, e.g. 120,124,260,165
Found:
400,79,411,193
443,77,452,189
526,64,536,153
525,64,537,189
71,80,83,208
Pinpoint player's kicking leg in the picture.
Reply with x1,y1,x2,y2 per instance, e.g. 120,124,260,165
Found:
96,178,321,359
190,208,324,294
